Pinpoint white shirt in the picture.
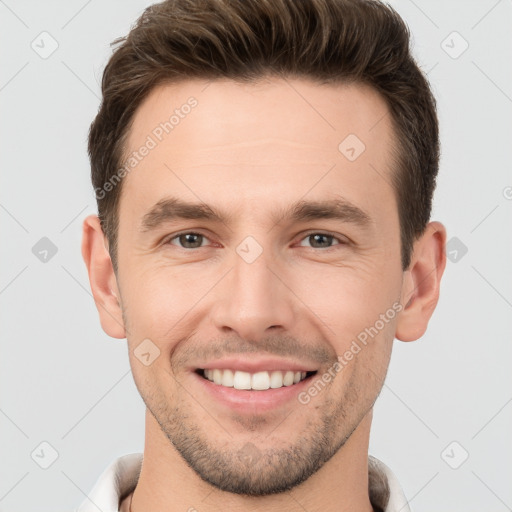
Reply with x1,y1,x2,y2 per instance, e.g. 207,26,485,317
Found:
75,453,411,512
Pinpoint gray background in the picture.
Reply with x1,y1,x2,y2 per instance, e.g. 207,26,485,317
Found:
0,0,511,510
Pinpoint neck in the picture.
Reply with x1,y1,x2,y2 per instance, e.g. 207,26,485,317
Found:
130,409,374,512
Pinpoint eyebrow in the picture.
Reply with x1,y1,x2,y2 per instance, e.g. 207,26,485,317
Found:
140,196,372,232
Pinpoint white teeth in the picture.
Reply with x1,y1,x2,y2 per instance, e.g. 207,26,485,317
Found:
251,371,270,390
213,369,223,385
283,371,294,386
233,370,252,390
202,368,310,390
204,368,306,391
221,369,234,387
269,371,284,388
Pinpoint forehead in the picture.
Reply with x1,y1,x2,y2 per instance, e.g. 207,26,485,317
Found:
120,77,397,227
127,77,392,154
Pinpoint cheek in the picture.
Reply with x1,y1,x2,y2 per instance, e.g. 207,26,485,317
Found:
328,316,395,416
120,261,227,380
120,262,208,330
291,258,400,395
297,261,399,340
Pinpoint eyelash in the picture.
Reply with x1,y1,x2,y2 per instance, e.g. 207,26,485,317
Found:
164,231,347,250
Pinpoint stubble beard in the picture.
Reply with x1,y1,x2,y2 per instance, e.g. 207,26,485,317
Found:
143,376,370,496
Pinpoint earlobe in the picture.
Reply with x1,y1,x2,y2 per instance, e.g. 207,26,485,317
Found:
395,221,447,342
81,214,126,339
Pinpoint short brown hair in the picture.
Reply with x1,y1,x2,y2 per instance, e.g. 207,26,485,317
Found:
89,0,439,272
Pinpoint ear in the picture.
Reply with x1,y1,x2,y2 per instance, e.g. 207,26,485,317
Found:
395,221,447,342
81,214,126,339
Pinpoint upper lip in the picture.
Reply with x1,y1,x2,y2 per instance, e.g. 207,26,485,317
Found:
195,357,318,373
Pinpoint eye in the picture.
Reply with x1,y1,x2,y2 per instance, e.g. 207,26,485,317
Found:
164,231,346,250
167,232,209,249
298,232,345,249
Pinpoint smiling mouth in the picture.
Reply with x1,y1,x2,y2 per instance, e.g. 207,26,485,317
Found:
196,369,317,390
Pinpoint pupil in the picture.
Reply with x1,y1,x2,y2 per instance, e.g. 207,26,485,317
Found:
181,233,202,248
311,234,331,248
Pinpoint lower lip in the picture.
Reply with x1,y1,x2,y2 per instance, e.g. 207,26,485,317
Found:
193,372,315,413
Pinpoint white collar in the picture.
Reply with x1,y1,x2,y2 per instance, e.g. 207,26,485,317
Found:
76,453,411,512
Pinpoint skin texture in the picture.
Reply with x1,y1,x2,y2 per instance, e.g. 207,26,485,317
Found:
82,77,446,512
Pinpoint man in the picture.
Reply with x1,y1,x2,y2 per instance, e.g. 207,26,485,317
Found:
80,0,446,510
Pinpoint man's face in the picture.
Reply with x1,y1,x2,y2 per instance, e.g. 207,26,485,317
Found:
115,78,403,494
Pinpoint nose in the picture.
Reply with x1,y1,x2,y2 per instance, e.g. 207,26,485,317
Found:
211,247,295,342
